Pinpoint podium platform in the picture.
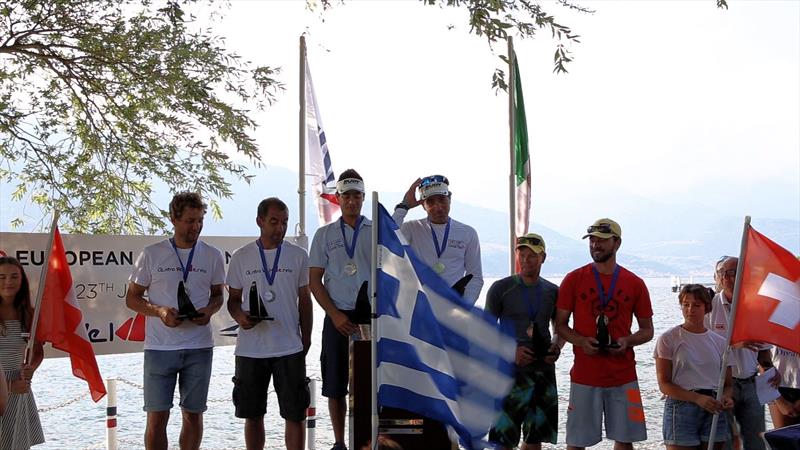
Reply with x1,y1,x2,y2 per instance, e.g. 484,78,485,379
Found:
349,340,454,450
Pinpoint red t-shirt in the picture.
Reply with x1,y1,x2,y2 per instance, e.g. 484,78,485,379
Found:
557,263,653,387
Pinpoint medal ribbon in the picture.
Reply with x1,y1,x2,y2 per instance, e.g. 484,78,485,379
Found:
430,219,451,259
170,238,197,282
523,279,543,321
339,216,364,259
591,264,620,311
256,240,282,286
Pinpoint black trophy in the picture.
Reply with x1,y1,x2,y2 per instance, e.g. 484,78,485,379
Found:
247,281,274,322
353,281,371,325
528,322,557,360
176,281,204,320
592,313,620,352
451,274,473,296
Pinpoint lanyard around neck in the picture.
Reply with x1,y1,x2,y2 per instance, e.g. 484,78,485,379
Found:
591,264,620,310
429,219,451,259
170,238,197,282
256,240,282,286
339,216,364,259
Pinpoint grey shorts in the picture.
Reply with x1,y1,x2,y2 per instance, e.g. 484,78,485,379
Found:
565,381,647,447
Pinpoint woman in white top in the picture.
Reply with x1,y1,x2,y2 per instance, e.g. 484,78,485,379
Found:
769,347,800,428
655,284,734,450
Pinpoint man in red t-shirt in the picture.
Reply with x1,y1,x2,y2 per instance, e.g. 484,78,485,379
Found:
555,218,654,450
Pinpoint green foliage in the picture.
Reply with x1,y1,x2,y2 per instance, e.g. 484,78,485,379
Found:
0,0,281,233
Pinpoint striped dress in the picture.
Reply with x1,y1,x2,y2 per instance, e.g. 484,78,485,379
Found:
0,320,44,449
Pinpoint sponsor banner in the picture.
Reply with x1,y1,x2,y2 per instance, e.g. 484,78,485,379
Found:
0,233,306,357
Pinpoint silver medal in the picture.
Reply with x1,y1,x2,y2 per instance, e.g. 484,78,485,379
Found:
263,290,276,302
344,261,358,276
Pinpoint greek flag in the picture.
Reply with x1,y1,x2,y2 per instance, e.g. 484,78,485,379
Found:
375,204,516,449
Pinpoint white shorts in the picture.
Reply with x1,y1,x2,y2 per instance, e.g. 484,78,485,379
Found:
565,381,648,447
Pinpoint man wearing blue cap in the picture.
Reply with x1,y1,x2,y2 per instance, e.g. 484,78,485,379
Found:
392,175,484,303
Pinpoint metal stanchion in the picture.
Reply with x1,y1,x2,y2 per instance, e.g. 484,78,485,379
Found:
306,378,316,450
106,378,117,450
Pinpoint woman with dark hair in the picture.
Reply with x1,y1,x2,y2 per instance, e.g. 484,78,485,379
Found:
0,256,45,448
655,284,734,450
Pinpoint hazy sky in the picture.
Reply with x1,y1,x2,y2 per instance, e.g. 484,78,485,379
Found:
1,0,798,234
209,0,799,225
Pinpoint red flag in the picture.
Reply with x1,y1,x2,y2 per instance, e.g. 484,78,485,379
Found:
730,226,800,353
35,226,107,401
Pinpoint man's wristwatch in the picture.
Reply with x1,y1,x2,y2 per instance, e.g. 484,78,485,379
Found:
395,202,409,211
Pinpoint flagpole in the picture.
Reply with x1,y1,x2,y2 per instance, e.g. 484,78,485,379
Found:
26,211,60,363
707,215,751,446
370,192,379,450
298,35,307,243
507,36,516,275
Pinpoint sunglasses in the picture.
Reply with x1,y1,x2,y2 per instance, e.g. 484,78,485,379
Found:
517,236,543,246
587,223,615,235
716,268,737,278
420,175,449,186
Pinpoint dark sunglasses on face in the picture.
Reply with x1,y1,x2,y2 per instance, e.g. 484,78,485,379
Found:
587,223,615,235
517,236,543,246
420,175,449,186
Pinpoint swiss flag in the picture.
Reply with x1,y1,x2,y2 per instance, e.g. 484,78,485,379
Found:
730,226,800,353
35,226,107,401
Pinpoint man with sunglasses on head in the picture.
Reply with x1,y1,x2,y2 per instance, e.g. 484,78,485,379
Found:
127,192,226,450
486,233,564,450
555,218,654,450
309,169,372,450
707,256,776,450
392,175,483,303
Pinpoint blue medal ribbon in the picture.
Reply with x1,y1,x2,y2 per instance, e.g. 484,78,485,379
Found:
591,264,620,310
339,216,364,259
170,238,196,282
522,279,543,321
256,240,282,286
430,219,451,259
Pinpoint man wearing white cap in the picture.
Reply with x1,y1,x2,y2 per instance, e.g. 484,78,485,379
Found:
486,233,563,450
555,218,654,450
309,169,372,450
392,175,484,303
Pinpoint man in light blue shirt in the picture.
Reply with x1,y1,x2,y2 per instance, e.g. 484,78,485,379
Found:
309,169,372,450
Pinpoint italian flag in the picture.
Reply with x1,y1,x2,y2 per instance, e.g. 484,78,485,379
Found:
513,53,530,238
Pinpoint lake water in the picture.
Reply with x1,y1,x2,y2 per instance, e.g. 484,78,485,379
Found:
32,276,769,449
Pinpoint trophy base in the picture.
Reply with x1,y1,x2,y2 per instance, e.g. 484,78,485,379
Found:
177,312,205,320
248,315,274,322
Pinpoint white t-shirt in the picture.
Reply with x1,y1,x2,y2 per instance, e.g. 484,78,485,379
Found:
129,239,225,351
391,209,483,303
773,347,800,389
226,240,309,358
706,292,771,378
309,217,372,310
654,325,732,391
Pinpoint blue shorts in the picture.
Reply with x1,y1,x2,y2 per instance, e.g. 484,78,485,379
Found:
143,348,213,413
663,396,730,446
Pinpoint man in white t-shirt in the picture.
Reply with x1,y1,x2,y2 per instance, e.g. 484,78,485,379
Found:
226,197,313,450
707,256,777,450
391,175,483,303
127,192,225,450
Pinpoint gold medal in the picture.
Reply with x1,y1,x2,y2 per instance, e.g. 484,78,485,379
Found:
433,262,445,274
